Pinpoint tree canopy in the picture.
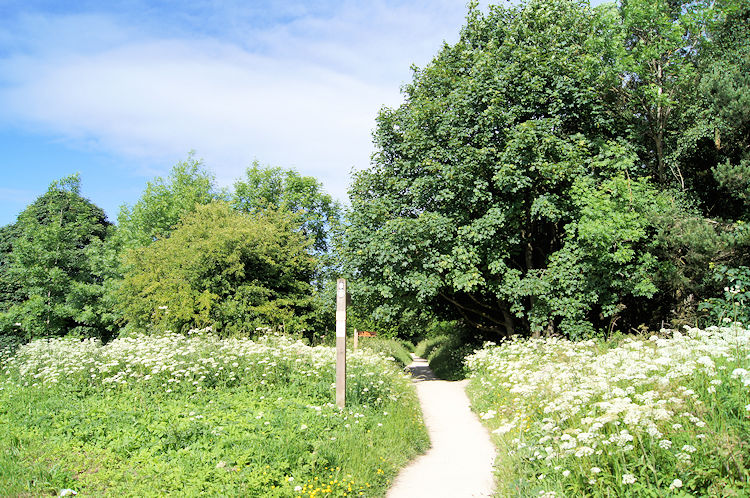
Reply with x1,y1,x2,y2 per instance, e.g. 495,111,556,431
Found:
116,202,317,336
341,0,749,339
0,175,112,339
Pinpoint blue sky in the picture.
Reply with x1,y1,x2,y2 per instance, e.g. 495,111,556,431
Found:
0,0,607,227
0,0,481,226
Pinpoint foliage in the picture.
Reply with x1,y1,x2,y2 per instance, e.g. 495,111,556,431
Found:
0,175,112,340
116,154,218,250
231,162,342,254
344,0,621,339
676,0,750,219
699,265,750,325
414,336,450,360
0,331,428,496
357,337,412,368
466,325,750,496
614,0,709,186
0,223,22,314
342,0,749,339
117,202,316,336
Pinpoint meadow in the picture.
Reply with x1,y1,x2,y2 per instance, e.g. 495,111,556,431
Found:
0,330,428,497
466,323,750,497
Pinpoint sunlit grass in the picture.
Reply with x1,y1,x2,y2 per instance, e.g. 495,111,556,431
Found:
0,330,428,496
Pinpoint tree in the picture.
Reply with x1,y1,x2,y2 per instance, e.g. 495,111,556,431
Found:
117,153,218,250
674,0,750,218
615,0,711,186
231,162,341,254
0,175,112,339
343,0,634,338
341,0,724,339
116,202,316,336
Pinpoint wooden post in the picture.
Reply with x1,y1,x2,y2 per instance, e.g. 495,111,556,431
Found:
353,328,358,350
336,279,347,408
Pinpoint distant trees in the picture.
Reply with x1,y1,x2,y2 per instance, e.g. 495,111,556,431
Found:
0,157,341,341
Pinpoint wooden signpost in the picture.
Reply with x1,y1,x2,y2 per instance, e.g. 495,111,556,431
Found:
336,278,348,408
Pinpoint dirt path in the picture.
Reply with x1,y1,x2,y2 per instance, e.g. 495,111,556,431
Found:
387,356,496,497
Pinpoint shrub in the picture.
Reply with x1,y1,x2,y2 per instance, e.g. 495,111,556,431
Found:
397,339,415,353
358,337,413,368
117,202,317,336
414,335,449,359
426,336,477,381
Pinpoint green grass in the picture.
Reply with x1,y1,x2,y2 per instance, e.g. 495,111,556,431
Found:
0,332,428,497
357,337,413,368
414,335,476,380
466,325,750,497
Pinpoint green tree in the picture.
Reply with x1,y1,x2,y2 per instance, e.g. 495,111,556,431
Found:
0,175,112,339
117,202,316,336
343,0,630,338
615,0,711,186
675,0,750,218
231,162,341,254
117,153,218,250
342,0,728,339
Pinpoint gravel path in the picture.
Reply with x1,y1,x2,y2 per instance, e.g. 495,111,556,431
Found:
387,356,496,497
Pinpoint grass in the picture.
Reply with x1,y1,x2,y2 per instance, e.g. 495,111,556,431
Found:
414,335,478,381
466,324,750,497
357,337,413,368
0,330,428,496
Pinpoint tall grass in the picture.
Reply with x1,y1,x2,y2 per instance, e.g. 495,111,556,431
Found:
358,337,413,368
466,324,750,497
0,330,428,496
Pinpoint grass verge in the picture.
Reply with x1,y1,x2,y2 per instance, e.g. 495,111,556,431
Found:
0,331,428,497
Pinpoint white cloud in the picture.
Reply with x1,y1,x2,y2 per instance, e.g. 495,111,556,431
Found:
0,2,472,202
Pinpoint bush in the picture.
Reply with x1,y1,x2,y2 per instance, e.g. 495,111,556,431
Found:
358,337,413,368
414,335,449,359
426,336,477,381
397,339,415,353
117,202,317,336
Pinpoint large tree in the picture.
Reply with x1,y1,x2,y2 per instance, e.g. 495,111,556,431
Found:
116,202,316,336
342,0,712,339
0,175,112,339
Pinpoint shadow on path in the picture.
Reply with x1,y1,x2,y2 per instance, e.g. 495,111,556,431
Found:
405,356,439,382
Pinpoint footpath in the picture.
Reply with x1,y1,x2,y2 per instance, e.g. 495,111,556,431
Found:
387,356,496,497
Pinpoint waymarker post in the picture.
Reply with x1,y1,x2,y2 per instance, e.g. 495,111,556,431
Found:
335,279,348,408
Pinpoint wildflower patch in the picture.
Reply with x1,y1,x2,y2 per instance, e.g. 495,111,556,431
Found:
0,330,428,496
466,324,750,497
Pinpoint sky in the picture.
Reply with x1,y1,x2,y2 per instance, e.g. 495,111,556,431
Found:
0,0,486,226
